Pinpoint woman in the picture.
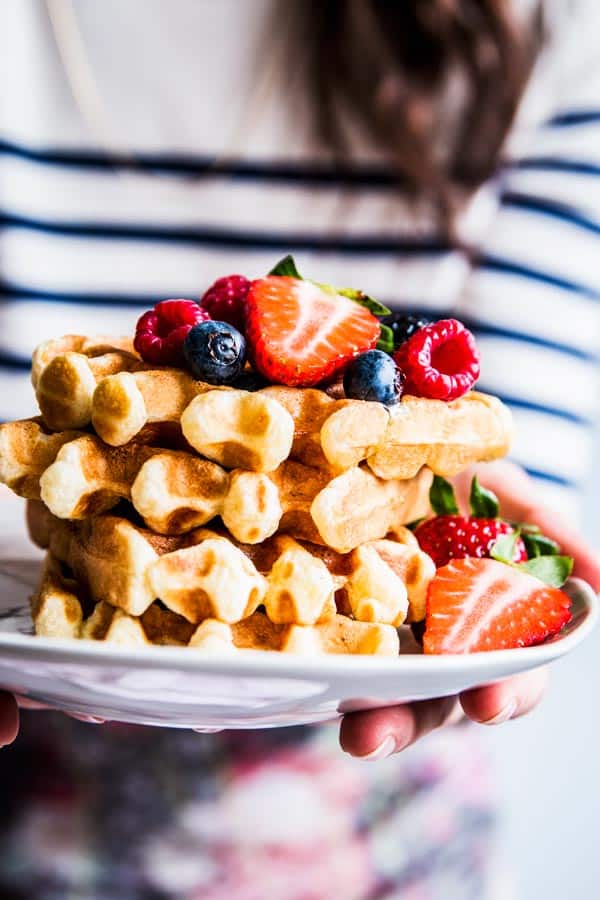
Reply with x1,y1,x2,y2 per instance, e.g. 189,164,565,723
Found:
0,1,599,897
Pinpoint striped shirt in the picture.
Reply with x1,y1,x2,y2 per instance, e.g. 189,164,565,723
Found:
1,0,600,522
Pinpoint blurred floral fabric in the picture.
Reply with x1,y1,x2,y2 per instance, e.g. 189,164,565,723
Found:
0,715,500,900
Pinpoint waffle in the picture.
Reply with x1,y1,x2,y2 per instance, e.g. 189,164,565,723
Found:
33,335,144,431
32,333,512,479
27,502,434,626
2,420,431,550
97,374,511,478
32,556,400,655
0,418,80,499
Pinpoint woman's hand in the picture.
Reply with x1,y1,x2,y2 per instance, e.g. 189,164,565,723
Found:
340,460,600,760
0,692,19,748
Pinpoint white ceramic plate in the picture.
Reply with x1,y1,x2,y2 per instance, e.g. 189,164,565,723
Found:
0,555,596,730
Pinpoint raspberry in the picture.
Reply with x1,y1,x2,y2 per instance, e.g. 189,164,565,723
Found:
134,299,210,366
394,318,480,401
414,516,528,569
200,275,251,333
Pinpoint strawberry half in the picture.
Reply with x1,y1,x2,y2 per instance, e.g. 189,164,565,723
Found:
245,276,381,387
424,557,572,654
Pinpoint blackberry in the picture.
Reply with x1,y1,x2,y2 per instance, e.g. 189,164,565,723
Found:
381,313,430,350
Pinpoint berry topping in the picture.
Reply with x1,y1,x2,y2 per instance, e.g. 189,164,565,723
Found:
415,515,527,569
134,299,209,366
183,321,246,385
343,349,404,406
423,557,572,654
381,313,430,350
245,276,381,387
200,275,250,333
394,318,480,401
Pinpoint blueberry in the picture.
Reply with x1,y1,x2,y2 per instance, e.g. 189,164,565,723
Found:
183,321,246,384
381,313,430,349
231,370,269,392
343,350,404,406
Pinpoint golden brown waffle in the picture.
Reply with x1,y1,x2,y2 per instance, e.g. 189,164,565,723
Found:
33,335,144,431
31,556,400,655
0,418,80,499
31,335,135,387
31,555,85,639
31,335,511,479
320,391,514,479
28,502,434,625
4,421,431,549
91,369,511,480
188,612,400,656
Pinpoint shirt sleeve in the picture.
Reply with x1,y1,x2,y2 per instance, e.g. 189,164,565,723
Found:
455,1,600,523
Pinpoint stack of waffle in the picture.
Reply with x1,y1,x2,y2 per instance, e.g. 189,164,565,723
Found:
0,335,513,656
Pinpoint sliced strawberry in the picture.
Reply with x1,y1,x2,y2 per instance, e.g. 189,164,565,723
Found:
245,276,380,387
424,557,572,654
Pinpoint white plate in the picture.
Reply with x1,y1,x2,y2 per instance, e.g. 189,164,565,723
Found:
0,556,596,730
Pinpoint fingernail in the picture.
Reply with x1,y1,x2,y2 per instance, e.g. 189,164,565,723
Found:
69,714,104,724
482,698,518,726
356,734,396,761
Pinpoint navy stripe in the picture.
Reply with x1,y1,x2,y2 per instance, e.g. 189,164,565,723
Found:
546,111,600,127
0,138,399,188
477,388,594,427
464,322,598,363
0,280,160,307
0,352,31,370
393,303,598,362
508,158,600,177
0,210,448,254
478,256,600,300
523,467,578,489
501,192,600,235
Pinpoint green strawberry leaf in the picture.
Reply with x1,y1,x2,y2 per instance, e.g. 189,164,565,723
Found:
406,517,426,532
490,532,520,564
521,532,560,559
337,288,391,317
429,475,459,516
519,523,541,534
376,323,395,354
269,255,303,278
469,476,500,518
518,555,573,588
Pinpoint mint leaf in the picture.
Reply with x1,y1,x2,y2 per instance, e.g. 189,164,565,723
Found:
337,288,391,317
519,555,573,588
269,255,303,278
469,476,499,518
376,323,395,354
429,475,459,516
522,532,560,559
490,532,520,564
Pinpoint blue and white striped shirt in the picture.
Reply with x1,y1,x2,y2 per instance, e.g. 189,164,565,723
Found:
1,0,599,522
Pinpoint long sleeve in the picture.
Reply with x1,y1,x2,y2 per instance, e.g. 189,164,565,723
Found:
456,1,600,522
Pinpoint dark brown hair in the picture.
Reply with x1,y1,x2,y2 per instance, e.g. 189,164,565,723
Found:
291,0,542,223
